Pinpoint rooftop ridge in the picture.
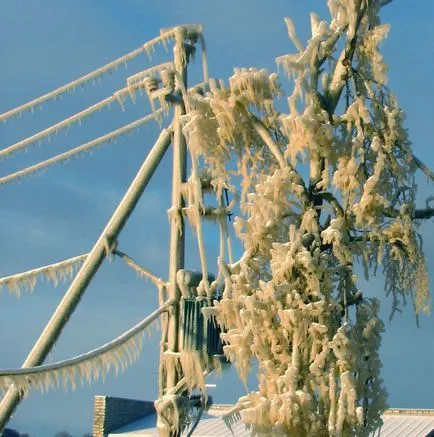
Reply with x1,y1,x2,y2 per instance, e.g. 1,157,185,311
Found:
384,408,434,416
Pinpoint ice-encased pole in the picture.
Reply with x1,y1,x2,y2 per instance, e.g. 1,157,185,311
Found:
165,27,188,391
0,127,172,431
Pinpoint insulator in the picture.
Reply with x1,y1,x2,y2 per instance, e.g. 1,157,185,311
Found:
143,76,159,94
184,43,196,63
160,69,175,92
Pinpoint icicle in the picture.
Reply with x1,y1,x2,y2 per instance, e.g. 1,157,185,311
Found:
0,109,166,187
0,36,159,123
284,17,305,52
114,90,126,111
114,250,167,290
0,254,88,296
0,303,168,394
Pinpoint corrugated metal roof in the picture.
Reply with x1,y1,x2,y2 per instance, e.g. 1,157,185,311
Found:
108,409,251,437
108,406,250,437
109,407,434,437
371,410,434,437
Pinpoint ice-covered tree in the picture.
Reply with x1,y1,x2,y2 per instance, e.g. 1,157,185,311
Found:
0,1,432,436
179,0,433,435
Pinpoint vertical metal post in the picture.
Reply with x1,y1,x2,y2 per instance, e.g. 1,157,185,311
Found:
0,128,172,431
164,28,188,392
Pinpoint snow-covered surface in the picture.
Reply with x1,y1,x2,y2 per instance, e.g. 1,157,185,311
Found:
108,404,251,436
108,407,434,436
372,410,434,437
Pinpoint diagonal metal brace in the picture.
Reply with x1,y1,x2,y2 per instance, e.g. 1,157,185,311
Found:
0,126,173,431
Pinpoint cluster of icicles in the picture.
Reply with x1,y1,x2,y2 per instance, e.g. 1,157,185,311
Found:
0,25,209,187
178,1,429,436
0,2,430,435
0,25,206,397
0,250,169,395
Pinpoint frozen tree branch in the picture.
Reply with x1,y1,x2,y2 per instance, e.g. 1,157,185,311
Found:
414,208,434,220
382,207,434,220
250,116,310,204
412,153,434,182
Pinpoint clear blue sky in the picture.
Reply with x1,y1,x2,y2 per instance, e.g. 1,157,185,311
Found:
0,1,433,436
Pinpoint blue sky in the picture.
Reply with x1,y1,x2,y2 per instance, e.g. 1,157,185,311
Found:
0,1,433,436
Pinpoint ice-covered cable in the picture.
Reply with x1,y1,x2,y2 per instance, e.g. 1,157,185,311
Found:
0,302,170,393
0,254,88,296
0,84,144,159
113,249,167,289
0,31,180,123
0,109,166,187
126,62,175,86
199,34,209,85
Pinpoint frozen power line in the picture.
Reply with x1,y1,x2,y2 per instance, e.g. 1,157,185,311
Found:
0,29,182,123
0,83,143,160
0,109,167,187
0,302,170,393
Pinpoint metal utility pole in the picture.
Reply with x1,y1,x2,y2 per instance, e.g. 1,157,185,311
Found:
164,28,188,394
154,29,188,437
0,128,172,431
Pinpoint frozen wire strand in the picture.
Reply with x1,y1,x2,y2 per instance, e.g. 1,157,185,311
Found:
216,194,226,284
216,218,226,284
0,253,88,295
199,34,209,85
174,71,192,111
190,156,209,294
0,302,170,381
0,83,144,160
113,249,167,289
186,403,206,437
196,217,209,294
166,369,211,396
223,194,234,265
221,190,234,265
222,404,244,435
0,109,166,187
127,62,175,86
226,233,234,266
0,30,180,123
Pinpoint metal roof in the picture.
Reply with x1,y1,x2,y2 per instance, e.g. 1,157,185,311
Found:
108,405,250,437
109,407,434,437
372,410,434,437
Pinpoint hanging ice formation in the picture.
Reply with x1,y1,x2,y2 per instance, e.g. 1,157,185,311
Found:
0,4,431,437
0,22,218,427
0,303,169,394
0,26,192,123
0,254,88,296
178,1,430,436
